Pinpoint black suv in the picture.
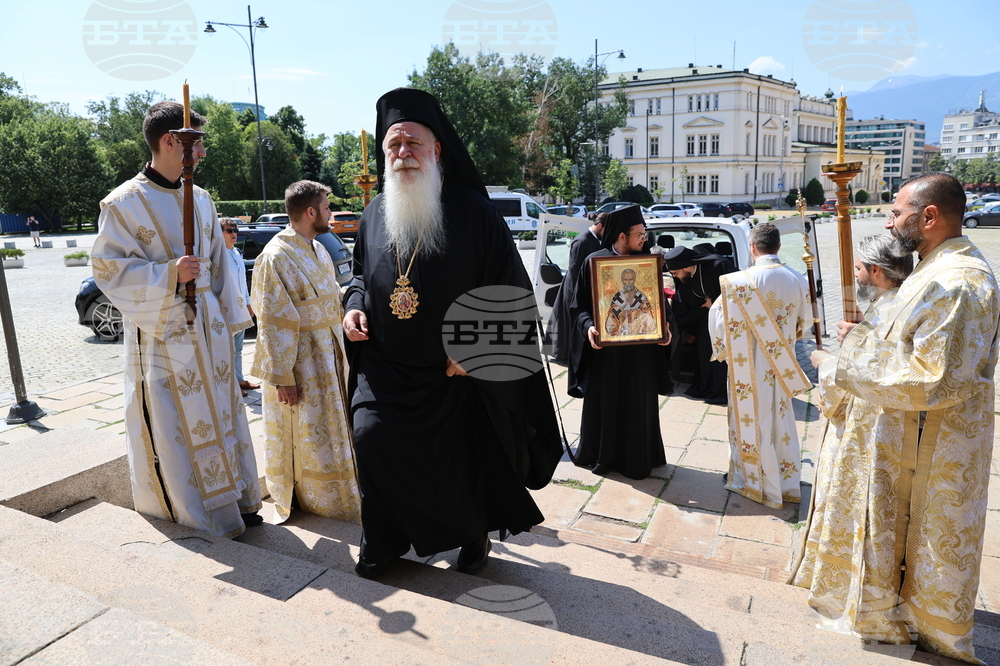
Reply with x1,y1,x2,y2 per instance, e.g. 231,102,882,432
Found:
696,203,732,218
726,202,755,218
76,226,353,341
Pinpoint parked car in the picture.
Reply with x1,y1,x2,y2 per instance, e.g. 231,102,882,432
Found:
489,190,548,234
695,202,733,218
967,194,1000,210
547,204,589,218
330,211,359,240
726,202,755,218
962,201,1000,228
254,213,290,225
648,204,687,217
532,211,827,335
595,202,664,218
821,199,838,212
75,226,353,341
676,203,703,217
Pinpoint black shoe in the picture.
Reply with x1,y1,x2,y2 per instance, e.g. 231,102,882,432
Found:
456,533,492,574
241,512,264,527
355,556,398,579
591,463,610,475
705,397,728,406
722,473,729,485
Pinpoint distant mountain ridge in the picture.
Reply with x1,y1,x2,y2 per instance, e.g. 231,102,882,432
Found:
844,71,1000,143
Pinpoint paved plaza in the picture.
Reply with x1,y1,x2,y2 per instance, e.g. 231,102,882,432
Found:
5,210,1000,620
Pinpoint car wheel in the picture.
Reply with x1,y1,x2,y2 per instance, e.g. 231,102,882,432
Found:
717,212,726,218
88,296,123,341
965,217,979,229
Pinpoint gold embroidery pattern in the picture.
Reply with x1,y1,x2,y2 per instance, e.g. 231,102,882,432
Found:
136,225,156,245
214,360,230,385
132,286,147,305
192,420,212,438
169,327,187,342
92,258,120,282
177,369,204,396
211,317,225,335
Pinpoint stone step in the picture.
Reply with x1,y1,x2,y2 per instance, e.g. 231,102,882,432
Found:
0,505,456,665
51,500,680,666
238,503,970,665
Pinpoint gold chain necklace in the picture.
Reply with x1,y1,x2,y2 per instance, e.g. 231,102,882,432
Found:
389,238,422,319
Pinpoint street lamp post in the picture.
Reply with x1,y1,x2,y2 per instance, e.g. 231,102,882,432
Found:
593,40,625,206
205,6,270,213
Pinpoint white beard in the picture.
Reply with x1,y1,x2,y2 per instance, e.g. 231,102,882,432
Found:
856,282,877,302
381,158,446,259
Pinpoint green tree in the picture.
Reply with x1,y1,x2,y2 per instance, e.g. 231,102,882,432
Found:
269,105,307,154
547,158,578,204
321,132,374,197
674,165,689,202
86,91,161,146
102,139,147,185
803,177,826,206
409,43,542,187
198,101,247,200
243,121,299,202
926,150,946,173
618,184,653,206
602,158,628,201
0,105,113,229
855,189,869,204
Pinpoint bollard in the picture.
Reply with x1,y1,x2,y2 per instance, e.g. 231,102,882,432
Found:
3,242,14,250
40,241,52,249
66,240,77,248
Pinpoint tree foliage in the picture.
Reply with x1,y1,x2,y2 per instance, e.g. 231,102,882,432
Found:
803,177,826,206
602,159,629,201
618,184,653,206
547,158,578,205
242,121,300,201
199,101,246,200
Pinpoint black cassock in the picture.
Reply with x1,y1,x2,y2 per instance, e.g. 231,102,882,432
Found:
567,249,672,480
344,182,562,560
671,253,736,402
544,229,602,364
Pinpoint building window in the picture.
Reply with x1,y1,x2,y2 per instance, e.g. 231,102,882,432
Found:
746,133,751,156
686,174,695,194
697,175,707,194
989,146,998,152
974,146,984,153
710,175,719,194
649,175,659,191
687,135,695,156
602,143,609,157
625,138,634,158
744,173,750,194
960,123,969,129
783,136,788,156
975,134,985,141
627,176,634,187
943,148,952,154
713,93,719,111
991,133,999,140
688,96,694,112
942,124,953,131
656,98,662,115
958,147,967,153
710,134,720,156
647,98,654,115
649,136,659,158
628,100,635,116
958,135,969,142
698,134,707,156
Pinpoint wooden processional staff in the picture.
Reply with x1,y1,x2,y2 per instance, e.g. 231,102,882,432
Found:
796,192,823,350
169,83,205,329
822,90,863,328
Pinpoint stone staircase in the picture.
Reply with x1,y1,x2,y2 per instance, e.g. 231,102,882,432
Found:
3,492,996,665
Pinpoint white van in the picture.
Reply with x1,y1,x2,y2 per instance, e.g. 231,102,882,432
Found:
489,191,547,234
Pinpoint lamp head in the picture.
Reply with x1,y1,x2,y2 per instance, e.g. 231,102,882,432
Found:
255,17,268,29
204,22,216,33
617,51,626,59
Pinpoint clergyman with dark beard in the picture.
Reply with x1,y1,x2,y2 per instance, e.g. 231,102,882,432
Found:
342,88,561,579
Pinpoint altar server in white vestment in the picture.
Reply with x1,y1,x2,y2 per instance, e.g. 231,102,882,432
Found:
709,223,810,510
92,101,261,538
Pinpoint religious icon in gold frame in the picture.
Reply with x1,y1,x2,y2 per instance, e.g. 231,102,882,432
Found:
589,254,668,347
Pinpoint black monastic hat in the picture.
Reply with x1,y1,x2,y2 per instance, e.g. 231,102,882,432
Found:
663,246,698,270
374,88,488,199
601,205,646,250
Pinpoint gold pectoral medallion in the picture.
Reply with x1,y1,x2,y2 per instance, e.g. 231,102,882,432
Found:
390,275,419,319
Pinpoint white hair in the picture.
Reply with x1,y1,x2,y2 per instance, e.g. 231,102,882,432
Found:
381,158,446,259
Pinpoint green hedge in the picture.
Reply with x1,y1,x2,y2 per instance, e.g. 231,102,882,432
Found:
214,200,285,219
752,203,772,210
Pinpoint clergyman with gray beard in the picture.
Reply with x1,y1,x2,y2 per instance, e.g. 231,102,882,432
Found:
342,88,561,579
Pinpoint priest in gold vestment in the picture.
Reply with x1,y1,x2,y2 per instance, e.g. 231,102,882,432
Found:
250,181,361,524
792,174,1000,664
92,102,261,539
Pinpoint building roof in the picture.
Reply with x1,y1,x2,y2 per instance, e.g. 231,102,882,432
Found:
600,65,795,88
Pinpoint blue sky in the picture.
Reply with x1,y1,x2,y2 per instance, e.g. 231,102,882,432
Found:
2,0,997,142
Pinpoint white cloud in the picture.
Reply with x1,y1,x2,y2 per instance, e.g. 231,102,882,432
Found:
747,56,786,74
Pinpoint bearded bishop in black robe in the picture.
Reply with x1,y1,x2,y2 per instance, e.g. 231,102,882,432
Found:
343,88,561,577
568,206,673,480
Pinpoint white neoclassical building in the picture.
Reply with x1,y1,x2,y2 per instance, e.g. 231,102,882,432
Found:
599,65,883,205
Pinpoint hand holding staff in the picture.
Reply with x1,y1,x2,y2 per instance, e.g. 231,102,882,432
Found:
169,82,206,328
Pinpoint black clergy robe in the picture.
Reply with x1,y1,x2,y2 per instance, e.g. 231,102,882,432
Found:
344,181,562,560
568,248,672,480
671,253,736,402
545,229,602,364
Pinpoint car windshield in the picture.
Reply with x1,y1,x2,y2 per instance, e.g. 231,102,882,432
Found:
492,199,521,217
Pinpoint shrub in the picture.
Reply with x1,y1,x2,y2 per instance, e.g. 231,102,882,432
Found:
767,214,777,221
855,189,870,204
785,191,799,207
517,231,536,241
617,184,654,206
881,191,892,202
64,251,89,260
803,178,826,206
752,203,772,210
0,248,25,258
